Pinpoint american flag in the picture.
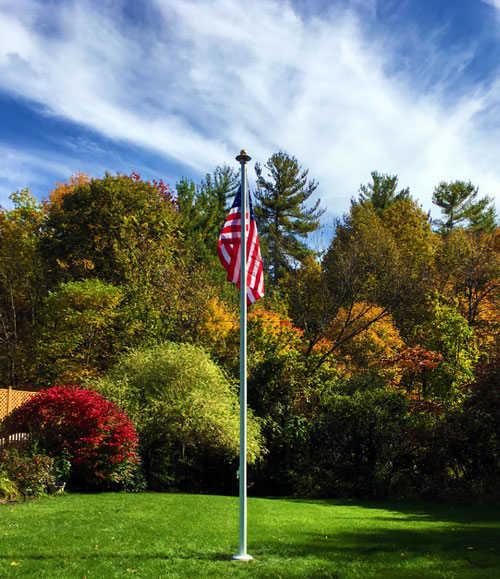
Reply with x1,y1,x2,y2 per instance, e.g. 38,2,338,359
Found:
218,187,264,304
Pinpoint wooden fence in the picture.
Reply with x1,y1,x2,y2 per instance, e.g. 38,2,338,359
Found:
0,387,37,421
0,432,30,450
0,388,36,450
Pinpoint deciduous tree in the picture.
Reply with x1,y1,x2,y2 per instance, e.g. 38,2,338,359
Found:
35,279,126,386
0,190,46,387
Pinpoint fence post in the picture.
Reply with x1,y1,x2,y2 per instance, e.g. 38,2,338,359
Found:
7,386,12,415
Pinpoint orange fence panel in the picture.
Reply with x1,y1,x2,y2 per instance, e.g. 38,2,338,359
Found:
0,388,37,421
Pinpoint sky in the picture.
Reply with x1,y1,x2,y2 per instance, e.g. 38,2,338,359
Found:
2,0,500,234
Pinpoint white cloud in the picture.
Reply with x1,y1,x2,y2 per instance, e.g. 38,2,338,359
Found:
0,146,74,204
482,0,500,12
1,0,500,217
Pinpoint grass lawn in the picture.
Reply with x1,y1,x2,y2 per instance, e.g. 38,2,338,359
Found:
1,493,500,578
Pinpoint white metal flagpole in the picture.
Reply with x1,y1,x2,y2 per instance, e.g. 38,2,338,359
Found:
232,150,253,562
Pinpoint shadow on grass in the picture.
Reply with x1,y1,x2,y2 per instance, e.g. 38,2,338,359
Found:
267,496,500,524
259,527,499,564
2,527,499,567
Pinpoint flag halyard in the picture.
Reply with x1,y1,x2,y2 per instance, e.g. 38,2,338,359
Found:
218,187,264,304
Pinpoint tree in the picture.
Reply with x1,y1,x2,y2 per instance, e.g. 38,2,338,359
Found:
42,173,178,285
432,180,496,233
309,198,435,369
416,295,479,403
435,227,500,328
381,198,437,337
35,279,127,386
254,151,325,284
327,303,404,374
176,164,238,264
282,255,329,352
45,171,90,207
41,173,187,342
354,171,410,216
0,190,46,387
316,203,401,367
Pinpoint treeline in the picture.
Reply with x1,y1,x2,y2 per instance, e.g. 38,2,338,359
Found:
1,153,500,501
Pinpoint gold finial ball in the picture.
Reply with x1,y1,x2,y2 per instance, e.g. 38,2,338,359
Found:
236,149,251,163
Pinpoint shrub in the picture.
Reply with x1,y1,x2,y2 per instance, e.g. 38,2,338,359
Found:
388,361,500,502
293,388,410,498
448,361,500,501
91,342,265,492
389,402,449,500
0,448,53,498
1,386,140,490
0,466,18,501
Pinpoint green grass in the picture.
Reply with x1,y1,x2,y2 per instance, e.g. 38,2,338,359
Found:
1,493,500,578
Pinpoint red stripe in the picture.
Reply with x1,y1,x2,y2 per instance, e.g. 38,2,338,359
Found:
217,195,264,305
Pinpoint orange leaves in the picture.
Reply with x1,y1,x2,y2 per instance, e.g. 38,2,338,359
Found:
391,346,443,372
247,309,303,355
47,171,90,207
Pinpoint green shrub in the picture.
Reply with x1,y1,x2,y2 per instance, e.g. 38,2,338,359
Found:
91,342,265,492
0,448,53,498
0,466,18,501
294,388,410,498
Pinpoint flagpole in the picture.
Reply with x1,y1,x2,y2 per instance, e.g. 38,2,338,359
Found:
232,149,253,562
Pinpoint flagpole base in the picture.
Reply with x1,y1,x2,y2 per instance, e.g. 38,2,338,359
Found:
232,553,254,561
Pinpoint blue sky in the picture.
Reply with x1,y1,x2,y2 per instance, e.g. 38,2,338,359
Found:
1,0,500,229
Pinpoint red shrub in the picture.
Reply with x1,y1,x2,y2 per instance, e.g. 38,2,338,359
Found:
2,386,140,488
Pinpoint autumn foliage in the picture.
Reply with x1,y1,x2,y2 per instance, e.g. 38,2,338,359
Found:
1,168,500,501
2,386,140,489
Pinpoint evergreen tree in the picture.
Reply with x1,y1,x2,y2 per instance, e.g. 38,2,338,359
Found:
254,151,325,284
176,164,238,263
432,180,497,233
354,171,410,216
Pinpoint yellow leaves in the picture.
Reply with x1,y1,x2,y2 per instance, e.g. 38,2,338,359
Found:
475,295,500,357
10,561,20,566
383,198,435,259
72,258,95,273
197,297,236,348
328,303,404,372
248,309,303,351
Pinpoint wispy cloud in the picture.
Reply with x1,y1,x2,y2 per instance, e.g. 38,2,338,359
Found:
0,145,75,204
1,0,500,216
482,0,500,12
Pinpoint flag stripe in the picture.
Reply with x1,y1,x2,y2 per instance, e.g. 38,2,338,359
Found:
218,187,264,304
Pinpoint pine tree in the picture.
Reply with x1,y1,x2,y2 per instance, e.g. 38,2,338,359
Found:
432,180,497,233
254,151,324,284
354,171,410,216
176,164,239,262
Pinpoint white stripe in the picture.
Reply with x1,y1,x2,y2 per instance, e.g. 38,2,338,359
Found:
220,245,231,265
